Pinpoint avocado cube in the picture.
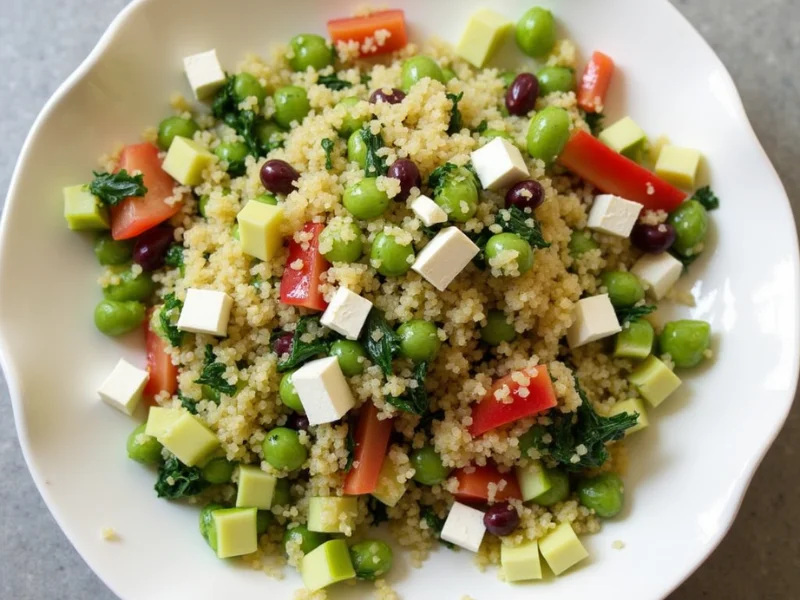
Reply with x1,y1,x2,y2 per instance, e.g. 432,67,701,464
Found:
599,117,647,161
456,9,513,68
162,136,215,186
236,200,284,261
516,461,552,502
628,356,682,407
301,539,356,591
63,185,109,230
371,459,408,508
159,413,220,466
307,496,359,534
609,398,649,435
212,507,257,558
144,407,184,439
236,465,277,510
614,319,655,360
538,522,588,575
501,539,542,582
655,145,702,189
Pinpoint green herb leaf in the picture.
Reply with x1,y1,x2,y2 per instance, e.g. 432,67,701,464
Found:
360,72,372,85
446,92,464,135
367,496,389,526
317,73,353,91
615,304,656,325
358,309,401,377
358,126,388,178
496,206,551,249
154,456,210,499
321,138,334,170
427,163,458,197
583,111,605,137
691,186,720,211
159,293,184,347
165,244,184,269
211,76,262,156
89,170,147,206
277,316,333,373
421,507,455,549
386,361,429,415
178,392,199,415
195,344,237,396
475,120,488,134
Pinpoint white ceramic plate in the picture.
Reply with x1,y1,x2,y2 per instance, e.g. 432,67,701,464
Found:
1,0,797,598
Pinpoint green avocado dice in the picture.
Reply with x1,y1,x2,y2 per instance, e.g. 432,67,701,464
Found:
301,539,356,591
236,465,277,510
162,136,215,186
159,413,220,467
63,184,109,230
614,319,655,360
599,116,647,161
538,521,588,576
212,507,257,558
501,539,542,582
628,356,682,407
516,460,552,502
456,8,513,68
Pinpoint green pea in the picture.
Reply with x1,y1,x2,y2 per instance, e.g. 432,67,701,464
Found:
410,446,450,485
601,271,644,309
370,232,414,277
434,168,479,222
273,478,291,507
401,56,445,91
482,129,513,143
126,423,163,464
198,195,210,218
273,86,311,129
397,320,440,362
350,540,393,580
320,221,364,263
518,425,545,458
279,371,305,414
614,319,655,360
288,34,333,72
347,130,368,167
202,457,236,484
527,106,571,165
94,234,133,266
94,299,146,336
658,320,711,368
214,141,249,177
343,179,390,220
442,67,457,82
103,269,155,302
500,71,517,88
254,193,278,205
232,72,266,104
262,427,308,471
329,340,367,376
533,468,569,507
515,6,557,58
336,97,368,138
157,116,199,150
484,233,534,274
283,524,328,555
232,224,240,240
255,119,286,151
199,502,225,551
256,510,273,535
202,384,221,404
481,310,517,345
536,66,575,96
568,230,598,257
577,472,624,518
668,200,708,257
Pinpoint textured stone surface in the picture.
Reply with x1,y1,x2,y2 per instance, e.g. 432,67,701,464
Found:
0,0,798,598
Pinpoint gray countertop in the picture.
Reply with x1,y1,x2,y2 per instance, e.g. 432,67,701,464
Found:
1,0,798,598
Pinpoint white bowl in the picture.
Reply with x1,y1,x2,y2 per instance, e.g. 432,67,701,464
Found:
1,0,797,598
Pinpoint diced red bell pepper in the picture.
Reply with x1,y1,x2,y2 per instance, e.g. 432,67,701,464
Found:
558,130,687,212
327,10,408,57
111,143,182,240
453,464,522,504
280,222,330,311
469,365,557,437
577,51,615,113
143,308,178,402
343,401,394,495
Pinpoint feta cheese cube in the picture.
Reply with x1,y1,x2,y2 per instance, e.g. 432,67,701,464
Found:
183,49,226,100
567,294,621,349
97,358,149,416
412,227,480,291
587,194,643,238
320,287,373,340
440,502,486,553
631,252,683,300
411,194,447,227
177,288,234,337
470,137,529,190
292,357,356,425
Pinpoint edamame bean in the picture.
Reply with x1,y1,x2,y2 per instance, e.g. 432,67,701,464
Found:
397,320,440,362
527,106,571,165
481,310,517,345
214,141,249,177
256,510,273,535
350,540,393,580
279,371,305,413
533,468,569,507
255,119,285,152
273,86,311,129
568,230,598,257
658,320,711,368
335,97,367,138
577,472,624,518
484,233,534,274
126,423,163,464
482,129,513,143
94,299,146,336
536,66,575,96
288,34,333,72
202,457,236,484
157,116,199,150
401,56,445,91
283,524,327,555
410,446,450,485
320,221,363,263
370,232,414,277
343,179,390,220
254,193,278,205
262,427,308,471
198,195,210,218
601,271,645,309
103,269,156,302
347,130,368,167
515,6,557,58
94,234,133,266
199,502,225,550
233,72,267,104
434,168,479,222
329,340,367,376
442,67,457,82
668,200,708,257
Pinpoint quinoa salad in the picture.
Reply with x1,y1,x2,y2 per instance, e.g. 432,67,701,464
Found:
65,4,719,596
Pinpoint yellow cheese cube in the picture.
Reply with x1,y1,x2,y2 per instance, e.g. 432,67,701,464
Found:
212,507,257,558
501,539,542,582
609,397,650,435
236,465,277,510
159,413,220,466
655,145,702,189
456,9,513,68
63,185,109,230
307,497,358,533
236,200,284,261
162,136,215,186
628,356,682,407
371,458,408,507
144,407,184,439
539,522,588,575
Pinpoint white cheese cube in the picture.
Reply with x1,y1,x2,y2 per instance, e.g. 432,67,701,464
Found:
470,138,530,190
320,287,373,340
292,357,356,426
411,195,447,227
587,194,643,238
441,502,486,553
183,49,226,100
177,288,234,337
631,252,684,300
98,359,149,416
412,227,480,291
567,294,622,349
